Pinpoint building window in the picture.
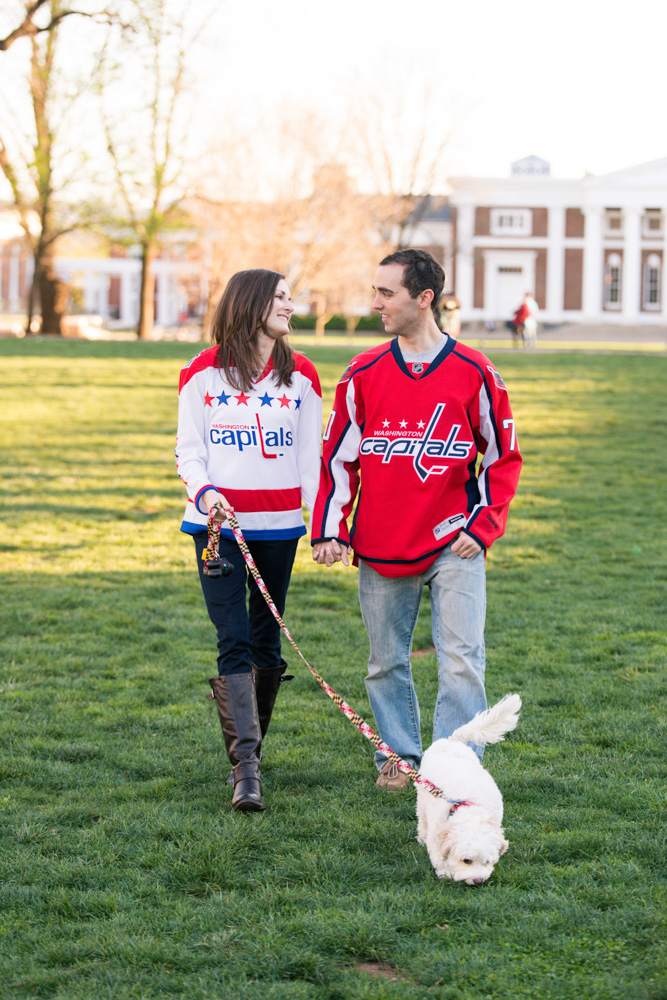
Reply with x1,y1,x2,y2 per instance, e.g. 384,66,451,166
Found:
490,209,532,236
643,209,663,238
605,208,623,235
643,254,662,310
604,253,622,309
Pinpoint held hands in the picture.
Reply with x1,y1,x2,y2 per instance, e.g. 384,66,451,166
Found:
311,533,479,567
312,540,352,568
451,532,482,559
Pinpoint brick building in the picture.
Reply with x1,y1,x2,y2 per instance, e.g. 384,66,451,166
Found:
449,156,667,326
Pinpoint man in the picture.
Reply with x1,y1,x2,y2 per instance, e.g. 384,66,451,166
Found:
523,292,539,348
311,249,522,790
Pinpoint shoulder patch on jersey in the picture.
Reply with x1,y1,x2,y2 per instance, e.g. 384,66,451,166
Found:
179,346,218,391
338,363,353,385
183,349,207,369
486,364,506,390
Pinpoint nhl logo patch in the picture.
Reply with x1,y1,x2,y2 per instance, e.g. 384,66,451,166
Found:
411,362,424,374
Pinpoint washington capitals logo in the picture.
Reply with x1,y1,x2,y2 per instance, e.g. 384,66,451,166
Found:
359,403,474,482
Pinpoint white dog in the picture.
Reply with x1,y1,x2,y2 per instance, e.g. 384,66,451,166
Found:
416,694,521,885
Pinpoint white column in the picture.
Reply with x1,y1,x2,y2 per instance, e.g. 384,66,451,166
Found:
97,271,108,319
622,208,641,321
120,272,133,325
84,268,98,313
547,206,565,321
454,205,474,317
157,269,171,326
582,207,603,320
9,245,21,312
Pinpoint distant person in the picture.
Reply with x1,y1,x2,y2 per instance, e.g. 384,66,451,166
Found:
511,298,529,347
176,269,322,812
311,248,522,790
522,292,539,348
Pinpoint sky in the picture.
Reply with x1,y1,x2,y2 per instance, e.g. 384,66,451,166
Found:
1,0,665,203
194,0,667,183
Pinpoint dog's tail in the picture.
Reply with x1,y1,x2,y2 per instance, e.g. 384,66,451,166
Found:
450,694,522,746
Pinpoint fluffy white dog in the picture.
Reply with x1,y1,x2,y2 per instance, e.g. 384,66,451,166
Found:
416,694,521,885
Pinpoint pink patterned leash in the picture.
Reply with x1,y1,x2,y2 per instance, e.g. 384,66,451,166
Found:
205,502,449,800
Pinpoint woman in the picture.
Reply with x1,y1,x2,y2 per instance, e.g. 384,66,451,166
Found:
176,269,322,812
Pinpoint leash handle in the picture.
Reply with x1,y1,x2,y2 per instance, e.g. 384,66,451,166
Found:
206,504,448,800
203,501,233,577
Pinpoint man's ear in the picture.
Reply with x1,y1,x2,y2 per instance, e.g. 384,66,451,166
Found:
418,288,434,311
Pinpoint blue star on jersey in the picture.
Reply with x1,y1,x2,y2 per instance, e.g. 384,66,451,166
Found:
259,392,274,406
217,390,231,405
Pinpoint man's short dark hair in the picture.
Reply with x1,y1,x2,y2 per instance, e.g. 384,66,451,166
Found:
379,248,445,306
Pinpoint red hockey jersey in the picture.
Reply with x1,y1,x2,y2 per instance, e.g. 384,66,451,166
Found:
311,336,522,577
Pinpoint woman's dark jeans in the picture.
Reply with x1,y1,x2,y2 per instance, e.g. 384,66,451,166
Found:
194,532,298,676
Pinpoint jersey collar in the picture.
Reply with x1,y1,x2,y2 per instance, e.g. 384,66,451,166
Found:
390,334,456,380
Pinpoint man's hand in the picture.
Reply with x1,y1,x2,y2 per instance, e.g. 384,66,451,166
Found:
312,540,352,567
450,532,482,559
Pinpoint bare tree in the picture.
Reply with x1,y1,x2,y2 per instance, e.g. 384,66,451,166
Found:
99,0,207,339
344,63,468,250
0,0,126,333
195,112,384,340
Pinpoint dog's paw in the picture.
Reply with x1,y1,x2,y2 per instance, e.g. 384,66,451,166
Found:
416,835,425,845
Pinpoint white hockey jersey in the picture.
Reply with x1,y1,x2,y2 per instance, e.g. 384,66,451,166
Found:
176,346,322,540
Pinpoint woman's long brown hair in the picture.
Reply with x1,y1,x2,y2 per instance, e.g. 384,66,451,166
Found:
210,269,294,391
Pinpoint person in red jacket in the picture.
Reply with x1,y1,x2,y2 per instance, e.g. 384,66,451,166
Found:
311,249,522,790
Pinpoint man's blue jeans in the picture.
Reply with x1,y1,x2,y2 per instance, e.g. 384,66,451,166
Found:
358,544,487,767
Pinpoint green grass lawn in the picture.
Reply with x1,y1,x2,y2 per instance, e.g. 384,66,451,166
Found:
0,338,665,1000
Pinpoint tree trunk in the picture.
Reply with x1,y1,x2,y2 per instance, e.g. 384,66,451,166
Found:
26,252,38,336
39,267,67,335
137,241,156,340
346,314,360,339
27,245,67,335
314,292,331,344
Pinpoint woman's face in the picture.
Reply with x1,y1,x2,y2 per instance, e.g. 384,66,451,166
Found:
263,279,294,339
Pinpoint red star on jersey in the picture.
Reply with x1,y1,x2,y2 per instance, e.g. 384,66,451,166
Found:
235,391,250,405
277,394,291,408
204,392,214,406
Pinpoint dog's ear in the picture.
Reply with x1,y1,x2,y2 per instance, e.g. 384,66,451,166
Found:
439,827,453,859
499,838,509,856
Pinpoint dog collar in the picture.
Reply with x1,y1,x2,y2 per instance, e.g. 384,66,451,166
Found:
448,800,475,815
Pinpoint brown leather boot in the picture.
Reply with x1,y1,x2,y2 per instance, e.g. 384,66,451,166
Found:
252,659,294,738
208,673,265,812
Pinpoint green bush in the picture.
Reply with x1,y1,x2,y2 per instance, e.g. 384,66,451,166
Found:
290,313,384,332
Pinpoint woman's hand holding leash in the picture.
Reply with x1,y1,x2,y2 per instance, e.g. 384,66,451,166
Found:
202,489,232,521
203,495,235,578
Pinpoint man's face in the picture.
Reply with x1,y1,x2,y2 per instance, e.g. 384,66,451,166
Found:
371,264,420,337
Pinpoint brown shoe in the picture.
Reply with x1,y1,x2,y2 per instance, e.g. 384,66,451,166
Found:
375,760,412,791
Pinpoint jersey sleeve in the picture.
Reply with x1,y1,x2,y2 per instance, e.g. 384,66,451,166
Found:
463,363,522,549
175,370,219,514
311,370,362,545
294,356,323,514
